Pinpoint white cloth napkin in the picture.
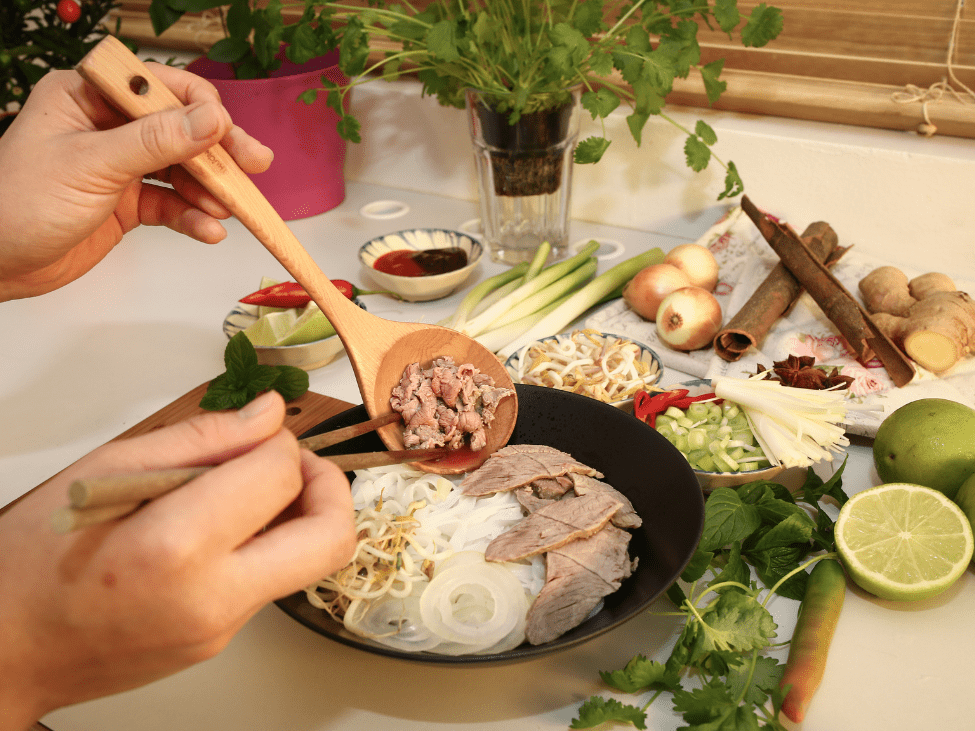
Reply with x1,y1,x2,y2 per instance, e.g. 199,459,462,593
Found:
586,209,975,437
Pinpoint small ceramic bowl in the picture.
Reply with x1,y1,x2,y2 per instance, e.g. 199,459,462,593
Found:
223,299,364,371
504,331,663,413
654,379,787,492
358,228,482,302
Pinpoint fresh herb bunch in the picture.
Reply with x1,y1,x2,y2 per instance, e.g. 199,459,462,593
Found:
572,463,850,730
200,331,309,410
148,0,783,198
1,0,128,135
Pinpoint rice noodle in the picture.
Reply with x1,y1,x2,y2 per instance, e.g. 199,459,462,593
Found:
304,464,545,654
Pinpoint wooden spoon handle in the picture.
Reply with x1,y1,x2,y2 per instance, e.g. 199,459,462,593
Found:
75,36,370,336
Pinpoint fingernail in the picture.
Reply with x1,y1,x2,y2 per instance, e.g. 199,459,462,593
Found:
239,391,277,420
183,103,222,141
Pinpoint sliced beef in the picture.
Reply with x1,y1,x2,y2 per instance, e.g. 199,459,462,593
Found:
525,524,637,645
459,444,603,497
389,357,514,451
514,486,556,513
570,474,642,529
484,493,622,562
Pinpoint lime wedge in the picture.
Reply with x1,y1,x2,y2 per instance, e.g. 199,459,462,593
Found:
275,303,337,346
242,310,297,347
255,276,288,319
835,483,974,601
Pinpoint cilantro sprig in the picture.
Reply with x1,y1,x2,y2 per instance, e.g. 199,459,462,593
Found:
199,332,309,411
572,461,850,731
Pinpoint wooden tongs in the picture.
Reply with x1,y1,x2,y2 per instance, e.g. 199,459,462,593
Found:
51,412,443,533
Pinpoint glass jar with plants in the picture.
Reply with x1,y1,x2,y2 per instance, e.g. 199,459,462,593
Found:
149,0,783,262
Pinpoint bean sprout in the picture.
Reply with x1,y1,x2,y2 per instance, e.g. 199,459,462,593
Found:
510,329,660,404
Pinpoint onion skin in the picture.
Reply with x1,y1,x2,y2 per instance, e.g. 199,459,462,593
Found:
664,244,720,292
621,263,691,321
656,286,723,351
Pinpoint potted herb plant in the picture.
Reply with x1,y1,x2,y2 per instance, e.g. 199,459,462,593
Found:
149,0,783,259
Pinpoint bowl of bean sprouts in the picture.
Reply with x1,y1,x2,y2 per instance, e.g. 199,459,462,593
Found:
503,330,663,412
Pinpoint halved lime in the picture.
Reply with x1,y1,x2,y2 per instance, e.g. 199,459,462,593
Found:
835,483,973,601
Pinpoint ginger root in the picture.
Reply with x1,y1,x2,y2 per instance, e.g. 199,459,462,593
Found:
859,266,975,373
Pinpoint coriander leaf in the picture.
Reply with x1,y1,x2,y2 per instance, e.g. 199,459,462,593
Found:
272,365,310,401
425,19,460,61
694,590,777,655
581,88,620,119
684,135,712,172
742,3,784,48
672,682,737,726
699,487,762,552
574,136,611,164
695,119,718,146
570,696,647,730
727,655,784,707
719,161,744,200
700,58,726,105
571,0,605,37
713,0,741,34
600,655,679,693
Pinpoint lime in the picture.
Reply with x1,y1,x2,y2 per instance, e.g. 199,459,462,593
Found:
954,472,975,534
242,310,296,347
835,483,973,601
275,303,336,346
254,276,287,319
872,398,975,501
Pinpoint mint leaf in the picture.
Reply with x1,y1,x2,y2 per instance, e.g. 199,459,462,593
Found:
200,333,310,411
698,488,761,552
272,365,310,401
570,696,647,730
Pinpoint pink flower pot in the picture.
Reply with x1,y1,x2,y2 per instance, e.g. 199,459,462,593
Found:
187,51,349,220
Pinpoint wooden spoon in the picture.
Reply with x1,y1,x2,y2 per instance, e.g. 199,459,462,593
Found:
76,36,517,474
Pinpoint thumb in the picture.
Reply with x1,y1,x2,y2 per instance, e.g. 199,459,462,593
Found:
92,100,232,182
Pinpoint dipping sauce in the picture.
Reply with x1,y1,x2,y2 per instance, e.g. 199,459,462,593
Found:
372,247,468,277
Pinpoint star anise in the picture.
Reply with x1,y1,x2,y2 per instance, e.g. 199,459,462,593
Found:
753,354,855,391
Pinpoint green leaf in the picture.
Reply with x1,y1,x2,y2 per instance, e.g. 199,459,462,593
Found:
572,0,606,37
695,119,718,146
684,135,712,172
148,0,185,36
581,88,620,120
693,590,777,656
742,3,784,48
570,696,647,730
336,114,362,143
426,19,460,61
681,548,714,583
700,58,727,105
719,161,744,200
713,0,741,35
573,136,611,164
272,365,310,401
225,331,258,375
699,487,761,552
727,655,784,707
207,37,251,64
600,655,679,693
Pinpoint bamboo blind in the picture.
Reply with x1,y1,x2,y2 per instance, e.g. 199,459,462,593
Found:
111,0,975,138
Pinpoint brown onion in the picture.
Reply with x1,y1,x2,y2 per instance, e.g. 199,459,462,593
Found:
621,263,691,321
656,286,723,351
664,243,720,292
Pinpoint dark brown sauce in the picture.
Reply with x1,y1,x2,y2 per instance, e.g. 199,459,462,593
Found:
373,247,468,277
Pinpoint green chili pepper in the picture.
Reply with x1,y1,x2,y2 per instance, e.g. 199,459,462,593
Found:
780,557,847,723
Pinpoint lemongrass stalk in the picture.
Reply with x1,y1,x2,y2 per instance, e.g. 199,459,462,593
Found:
439,262,528,330
474,298,568,353
496,248,664,359
460,241,600,337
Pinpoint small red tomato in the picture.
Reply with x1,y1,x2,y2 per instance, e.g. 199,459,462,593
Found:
57,0,81,23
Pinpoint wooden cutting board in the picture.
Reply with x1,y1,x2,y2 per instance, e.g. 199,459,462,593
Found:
2,384,353,515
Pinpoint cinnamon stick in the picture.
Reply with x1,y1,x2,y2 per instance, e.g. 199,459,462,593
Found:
740,196,915,387
714,221,845,361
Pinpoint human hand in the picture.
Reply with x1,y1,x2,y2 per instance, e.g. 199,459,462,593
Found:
0,64,274,301
0,391,355,729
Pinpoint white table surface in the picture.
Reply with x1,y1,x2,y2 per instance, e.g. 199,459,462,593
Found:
4,181,973,731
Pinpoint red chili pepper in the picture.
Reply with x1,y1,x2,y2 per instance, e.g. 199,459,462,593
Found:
240,282,312,308
633,388,718,428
